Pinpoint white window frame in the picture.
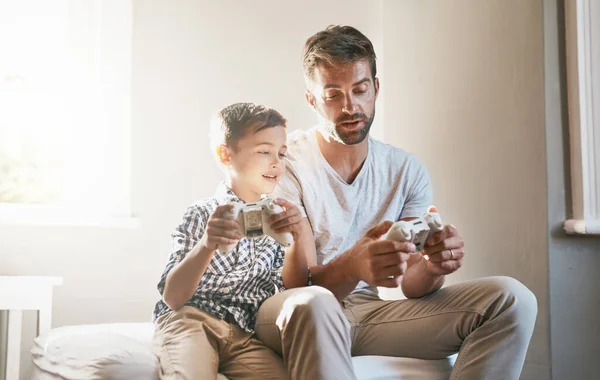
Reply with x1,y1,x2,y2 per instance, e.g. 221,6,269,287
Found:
0,0,137,228
564,0,600,235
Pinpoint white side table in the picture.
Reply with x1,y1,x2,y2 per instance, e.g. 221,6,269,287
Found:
0,276,63,380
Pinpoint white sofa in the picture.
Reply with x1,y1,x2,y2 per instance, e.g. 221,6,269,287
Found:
31,323,456,380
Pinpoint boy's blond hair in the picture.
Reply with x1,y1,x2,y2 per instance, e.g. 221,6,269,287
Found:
209,103,287,157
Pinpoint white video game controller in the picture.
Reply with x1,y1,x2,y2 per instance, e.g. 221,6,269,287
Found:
216,196,294,254
384,210,444,253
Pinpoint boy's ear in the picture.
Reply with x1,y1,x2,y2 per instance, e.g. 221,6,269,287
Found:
215,144,231,166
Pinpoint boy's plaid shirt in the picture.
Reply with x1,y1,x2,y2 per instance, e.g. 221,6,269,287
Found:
152,182,285,332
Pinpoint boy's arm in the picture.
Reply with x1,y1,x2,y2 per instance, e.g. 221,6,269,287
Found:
272,163,314,288
269,227,312,291
162,241,215,311
280,218,314,289
157,205,208,310
161,204,240,310
270,199,313,289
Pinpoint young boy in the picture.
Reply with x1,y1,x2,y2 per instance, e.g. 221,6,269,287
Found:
152,103,309,380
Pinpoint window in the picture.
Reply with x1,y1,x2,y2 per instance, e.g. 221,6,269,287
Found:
0,0,135,227
564,0,600,235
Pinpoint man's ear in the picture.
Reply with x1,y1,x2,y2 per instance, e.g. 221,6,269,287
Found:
305,90,317,111
215,144,231,166
374,77,380,100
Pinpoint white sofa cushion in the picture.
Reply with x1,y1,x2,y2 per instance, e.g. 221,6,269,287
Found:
31,322,455,380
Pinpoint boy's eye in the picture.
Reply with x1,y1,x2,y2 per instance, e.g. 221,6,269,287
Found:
279,153,287,159
259,151,270,155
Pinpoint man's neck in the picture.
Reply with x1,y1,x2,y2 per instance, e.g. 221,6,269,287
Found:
315,128,369,185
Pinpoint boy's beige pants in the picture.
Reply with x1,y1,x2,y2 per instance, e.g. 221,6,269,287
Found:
154,305,286,380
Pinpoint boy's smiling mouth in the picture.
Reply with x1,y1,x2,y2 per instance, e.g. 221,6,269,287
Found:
262,174,278,182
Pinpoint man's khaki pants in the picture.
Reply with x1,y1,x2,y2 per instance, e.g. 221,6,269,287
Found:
254,276,537,380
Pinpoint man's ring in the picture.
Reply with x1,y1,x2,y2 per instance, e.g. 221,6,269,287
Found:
450,249,455,260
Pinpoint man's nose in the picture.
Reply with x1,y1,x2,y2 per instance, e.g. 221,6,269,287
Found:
342,94,358,114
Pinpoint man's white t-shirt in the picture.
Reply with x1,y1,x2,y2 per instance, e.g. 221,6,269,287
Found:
274,127,433,293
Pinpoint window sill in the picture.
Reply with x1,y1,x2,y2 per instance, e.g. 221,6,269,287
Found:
563,219,600,235
0,204,140,229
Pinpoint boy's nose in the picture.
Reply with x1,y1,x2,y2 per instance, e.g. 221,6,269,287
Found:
271,157,283,168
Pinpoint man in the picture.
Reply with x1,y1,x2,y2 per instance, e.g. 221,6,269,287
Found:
256,25,537,380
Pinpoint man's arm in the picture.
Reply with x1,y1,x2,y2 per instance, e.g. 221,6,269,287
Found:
310,260,360,301
312,218,464,301
273,162,412,299
401,219,465,298
272,212,363,297
401,254,445,298
395,215,445,298
269,196,418,300
311,221,415,301
273,209,417,300
394,157,450,298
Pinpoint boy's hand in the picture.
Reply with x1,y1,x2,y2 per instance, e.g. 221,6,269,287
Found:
269,199,303,240
200,204,243,251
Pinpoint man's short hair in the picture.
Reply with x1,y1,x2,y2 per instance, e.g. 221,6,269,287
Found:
302,25,377,85
210,102,287,152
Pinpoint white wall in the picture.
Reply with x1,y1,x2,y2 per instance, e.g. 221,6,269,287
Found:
0,1,555,379
381,1,550,379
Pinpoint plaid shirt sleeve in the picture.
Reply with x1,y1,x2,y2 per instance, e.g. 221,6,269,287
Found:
270,245,285,291
157,204,208,296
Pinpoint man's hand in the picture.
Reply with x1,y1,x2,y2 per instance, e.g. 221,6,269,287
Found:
421,207,465,276
269,199,304,240
342,221,416,288
200,204,243,251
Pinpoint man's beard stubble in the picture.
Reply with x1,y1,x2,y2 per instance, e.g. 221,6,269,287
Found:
325,108,376,145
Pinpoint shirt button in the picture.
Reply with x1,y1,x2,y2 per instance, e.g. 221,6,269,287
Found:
221,287,231,294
